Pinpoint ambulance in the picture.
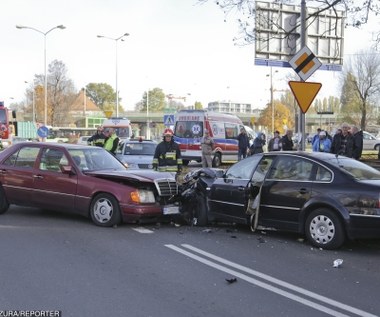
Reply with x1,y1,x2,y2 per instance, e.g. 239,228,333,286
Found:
173,109,244,167
102,117,133,141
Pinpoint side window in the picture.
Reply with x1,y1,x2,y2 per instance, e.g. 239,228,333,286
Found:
225,123,239,139
225,156,261,179
40,148,68,172
252,158,273,183
268,156,313,181
6,147,40,168
316,165,332,182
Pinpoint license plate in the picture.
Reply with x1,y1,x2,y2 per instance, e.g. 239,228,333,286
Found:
163,205,180,215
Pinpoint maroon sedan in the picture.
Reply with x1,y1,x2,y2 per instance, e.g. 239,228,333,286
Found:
0,142,179,226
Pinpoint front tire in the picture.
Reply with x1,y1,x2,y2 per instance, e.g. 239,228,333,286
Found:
90,193,121,227
305,208,345,250
0,186,9,214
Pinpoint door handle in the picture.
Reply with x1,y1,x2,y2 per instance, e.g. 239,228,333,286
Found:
299,188,309,194
33,175,43,179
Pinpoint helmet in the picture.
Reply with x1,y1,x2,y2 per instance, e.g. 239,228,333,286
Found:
163,128,174,136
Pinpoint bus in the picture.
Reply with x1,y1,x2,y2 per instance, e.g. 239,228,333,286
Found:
47,127,97,143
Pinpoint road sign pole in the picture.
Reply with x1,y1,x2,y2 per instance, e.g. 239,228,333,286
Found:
299,0,307,151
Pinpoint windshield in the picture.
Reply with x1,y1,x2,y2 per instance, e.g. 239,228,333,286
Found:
123,143,156,155
326,156,380,180
174,121,204,138
68,148,126,171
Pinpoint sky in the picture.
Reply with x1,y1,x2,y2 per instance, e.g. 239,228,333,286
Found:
0,0,375,111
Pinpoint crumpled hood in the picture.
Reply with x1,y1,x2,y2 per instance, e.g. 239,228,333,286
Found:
85,169,176,183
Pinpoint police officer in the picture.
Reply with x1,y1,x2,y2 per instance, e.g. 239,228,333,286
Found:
153,128,182,173
103,128,120,155
87,126,106,147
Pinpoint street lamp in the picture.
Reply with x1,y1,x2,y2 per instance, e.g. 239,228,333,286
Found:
266,68,278,134
16,24,66,126
97,32,130,118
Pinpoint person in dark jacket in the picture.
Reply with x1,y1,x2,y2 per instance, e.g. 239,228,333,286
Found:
87,126,106,147
330,123,354,157
237,127,250,161
153,128,182,173
351,126,363,160
280,129,295,151
268,130,281,151
249,132,266,155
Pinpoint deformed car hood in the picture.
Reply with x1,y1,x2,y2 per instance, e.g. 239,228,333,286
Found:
85,169,175,183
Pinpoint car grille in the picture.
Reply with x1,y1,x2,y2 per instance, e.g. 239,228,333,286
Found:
155,178,178,196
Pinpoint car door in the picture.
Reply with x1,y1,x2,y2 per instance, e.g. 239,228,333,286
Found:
208,155,261,221
258,155,314,231
32,147,78,212
0,145,40,205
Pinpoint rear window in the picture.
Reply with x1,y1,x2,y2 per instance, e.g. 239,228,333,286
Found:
123,143,156,155
327,156,380,180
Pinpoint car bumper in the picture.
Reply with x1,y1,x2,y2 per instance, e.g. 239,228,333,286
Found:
119,203,180,223
346,215,380,239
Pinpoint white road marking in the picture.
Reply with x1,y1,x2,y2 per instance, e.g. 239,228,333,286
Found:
165,244,378,317
132,227,154,234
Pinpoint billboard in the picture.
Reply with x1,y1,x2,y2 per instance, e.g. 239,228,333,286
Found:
254,1,345,70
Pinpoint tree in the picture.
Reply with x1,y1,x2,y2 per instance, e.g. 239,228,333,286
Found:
341,50,380,130
194,101,203,109
135,88,167,112
257,100,293,134
47,60,76,126
85,83,116,111
199,0,380,46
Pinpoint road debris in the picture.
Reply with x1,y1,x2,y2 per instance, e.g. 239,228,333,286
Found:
225,277,237,284
333,259,343,268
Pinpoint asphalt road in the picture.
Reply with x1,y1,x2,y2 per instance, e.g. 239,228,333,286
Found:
1,205,379,317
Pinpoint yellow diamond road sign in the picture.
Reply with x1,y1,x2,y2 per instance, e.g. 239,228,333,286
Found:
289,81,322,113
289,46,322,82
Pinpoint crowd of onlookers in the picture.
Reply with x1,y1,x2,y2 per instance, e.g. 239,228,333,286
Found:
237,122,364,160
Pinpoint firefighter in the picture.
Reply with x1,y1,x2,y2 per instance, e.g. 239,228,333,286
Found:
87,126,106,147
153,128,182,173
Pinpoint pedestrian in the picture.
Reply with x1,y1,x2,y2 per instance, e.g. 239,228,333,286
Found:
153,128,183,173
312,130,332,152
268,130,281,151
87,125,106,147
237,127,250,161
103,128,120,155
330,123,354,157
311,128,321,145
280,129,295,151
200,129,214,167
249,132,266,155
351,126,363,160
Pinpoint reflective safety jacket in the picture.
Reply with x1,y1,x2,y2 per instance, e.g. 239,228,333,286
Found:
153,139,182,172
104,133,120,155
87,132,106,147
